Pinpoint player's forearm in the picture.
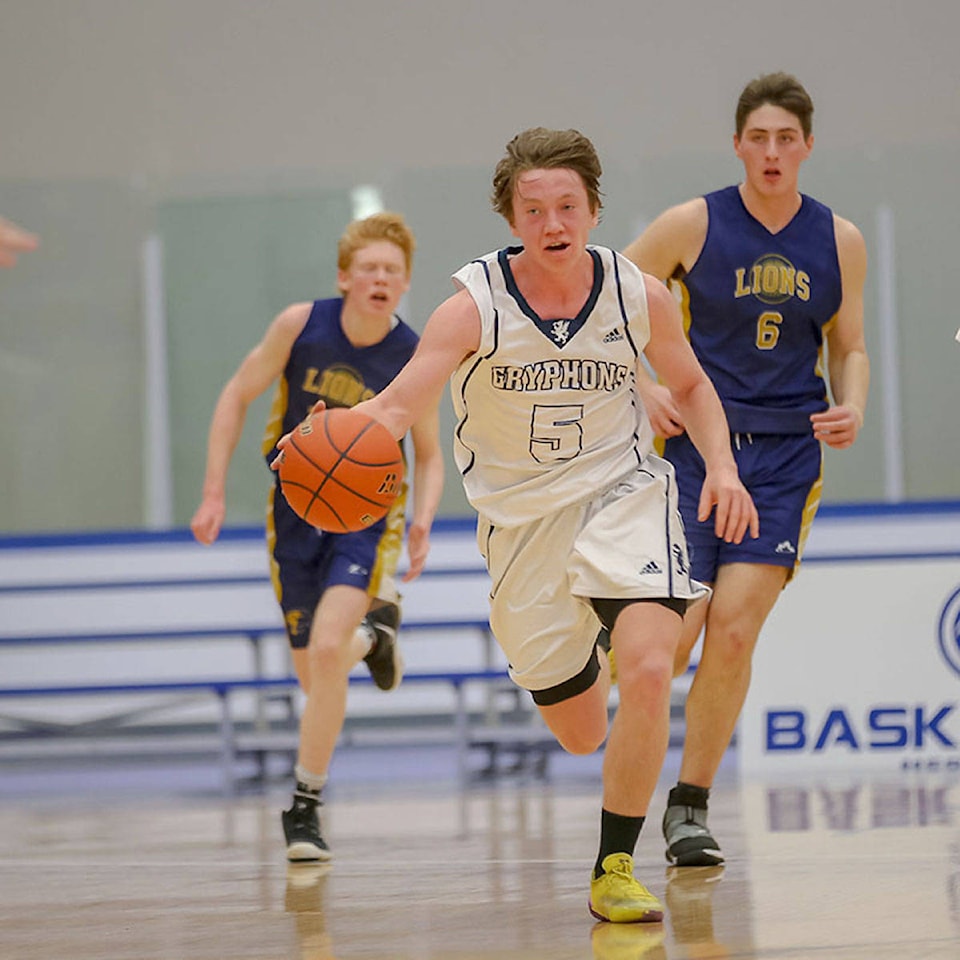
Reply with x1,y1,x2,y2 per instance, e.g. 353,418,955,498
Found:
200,387,248,498
362,391,416,441
674,379,737,473
365,367,445,441
830,348,870,426
410,453,444,531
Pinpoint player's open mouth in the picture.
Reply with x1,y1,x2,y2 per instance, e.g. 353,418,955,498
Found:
546,242,569,251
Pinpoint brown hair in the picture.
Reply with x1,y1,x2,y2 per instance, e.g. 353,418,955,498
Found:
337,211,416,276
490,127,603,224
736,72,814,139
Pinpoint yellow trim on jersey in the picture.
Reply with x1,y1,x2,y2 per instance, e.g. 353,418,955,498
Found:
669,276,694,340
815,312,839,381
265,485,283,605
368,482,407,603
262,379,289,457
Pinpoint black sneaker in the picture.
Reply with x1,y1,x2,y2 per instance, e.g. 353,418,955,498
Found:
662,803,724,867
361,605,404,692
282,795,332,862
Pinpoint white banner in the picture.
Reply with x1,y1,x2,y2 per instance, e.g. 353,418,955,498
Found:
739,556,960,777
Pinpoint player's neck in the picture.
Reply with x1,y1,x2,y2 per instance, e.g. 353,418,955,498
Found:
738,182,803,234
511,247,594,316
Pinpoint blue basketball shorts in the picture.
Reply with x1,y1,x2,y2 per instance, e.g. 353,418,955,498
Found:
664,431,823,584
267,484,389,649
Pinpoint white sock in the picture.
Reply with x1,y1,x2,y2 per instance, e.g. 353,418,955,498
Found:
355,620,376,657
294,765,327,794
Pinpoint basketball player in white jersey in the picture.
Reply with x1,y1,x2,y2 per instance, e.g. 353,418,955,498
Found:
277,127,757,924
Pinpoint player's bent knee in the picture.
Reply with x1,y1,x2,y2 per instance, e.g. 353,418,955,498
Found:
306,636,353,675
618,655,673,705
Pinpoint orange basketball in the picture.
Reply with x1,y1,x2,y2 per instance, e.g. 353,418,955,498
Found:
278,408,404,533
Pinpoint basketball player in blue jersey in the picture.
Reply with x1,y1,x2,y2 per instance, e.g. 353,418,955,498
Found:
279,128,757,925
624,72,870,868
191,212,444,861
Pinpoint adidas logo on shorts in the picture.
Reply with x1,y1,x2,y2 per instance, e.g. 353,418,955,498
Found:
775,540,796,555
639,560,663,575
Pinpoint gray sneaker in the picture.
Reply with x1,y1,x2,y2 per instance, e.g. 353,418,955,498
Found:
662,803,724,866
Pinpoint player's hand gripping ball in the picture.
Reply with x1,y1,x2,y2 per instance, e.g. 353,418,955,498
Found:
278,408,404,533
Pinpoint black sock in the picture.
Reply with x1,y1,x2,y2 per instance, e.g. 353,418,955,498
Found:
668,781,710,809
594,809,645,878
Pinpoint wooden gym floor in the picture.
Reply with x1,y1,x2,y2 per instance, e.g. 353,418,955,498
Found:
1,745,958,959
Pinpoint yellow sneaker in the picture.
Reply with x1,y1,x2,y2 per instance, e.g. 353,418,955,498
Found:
591,921,667,959
589,854,664,923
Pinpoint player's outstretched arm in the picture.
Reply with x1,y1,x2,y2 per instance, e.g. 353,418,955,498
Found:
192,302,310,544
357,289,481,439
273,290,480,465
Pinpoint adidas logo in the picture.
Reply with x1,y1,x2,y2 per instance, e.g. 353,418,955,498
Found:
775,540,796,555
602,328,624,343
639,560,663,575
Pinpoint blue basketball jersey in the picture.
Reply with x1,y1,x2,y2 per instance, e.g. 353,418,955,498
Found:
675,185,842,434
261,297,419,464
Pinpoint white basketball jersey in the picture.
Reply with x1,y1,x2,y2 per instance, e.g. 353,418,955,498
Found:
450,245,654,527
